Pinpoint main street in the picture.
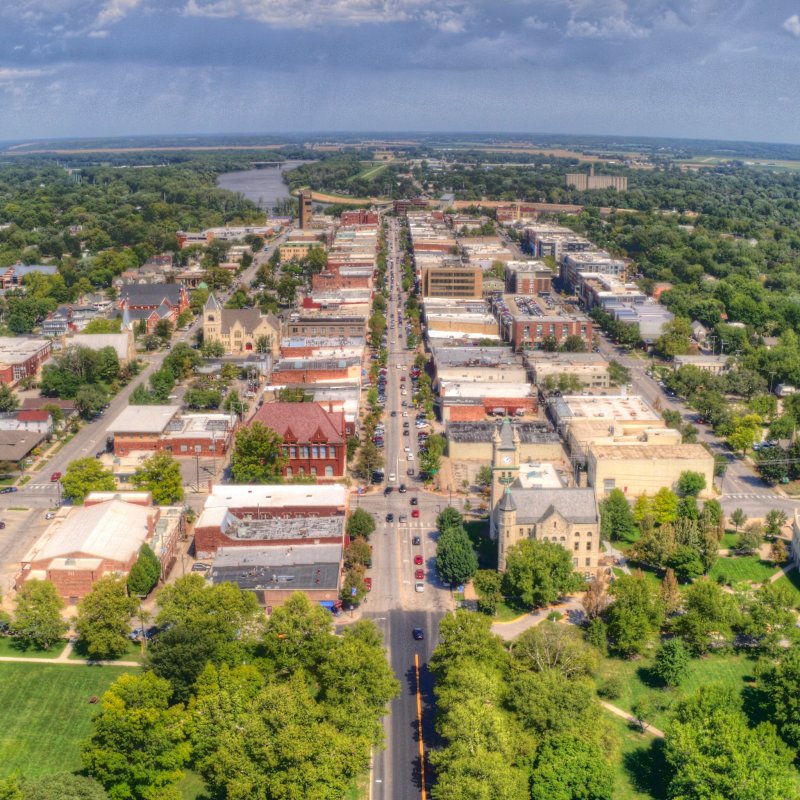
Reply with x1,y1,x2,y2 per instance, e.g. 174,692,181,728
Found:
357,216,451,800
595,333,800,519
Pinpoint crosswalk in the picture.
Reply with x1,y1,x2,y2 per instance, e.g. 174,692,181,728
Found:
24,483,58,492
723,493,798,501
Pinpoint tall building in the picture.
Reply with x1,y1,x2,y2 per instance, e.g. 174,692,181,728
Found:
566,164,627,192
421,265,483,299
299,190,313,229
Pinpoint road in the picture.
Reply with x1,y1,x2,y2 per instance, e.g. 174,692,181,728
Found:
595,333,800,519
357,215,451,800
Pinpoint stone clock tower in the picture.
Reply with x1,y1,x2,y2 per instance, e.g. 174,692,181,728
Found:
490,417,520,538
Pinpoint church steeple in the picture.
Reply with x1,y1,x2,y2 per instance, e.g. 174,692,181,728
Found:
491,418,521,540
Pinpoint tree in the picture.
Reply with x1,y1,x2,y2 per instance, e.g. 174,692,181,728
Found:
655,317,692,358
429,610,508,679
660,568,683,614
653,638,690,686
346,507,376,539
632,493,652,523
473,569,503,615
730,507,747,533
677,470,706,497
727,415,762,455
61,458,116,504
154,319,174,342
599,488,636,541
130,451,184,505
127,545,162,596
74,385,108,420
356,439,383,478
582,576,611,620
604,571,664,657
0,384,19,412
229,421,286,483
771,538,788,565
11,579,68,650
737,524,762,555
608,360,630,385
530,735,614,800
510,621,597,679
21,774,108,799
672,577,739,654
759,648,800,749
476,465,493,491
436,525,478,587
341,565,368,606
75,576,138,660
665,685,798,800
503,539,583,610
81,671,189,800
651,487,679,524
765,509,788,538
560,334,587,353
667,544,705,582
145,624,219,703
345,537,372,570
436,506,464,533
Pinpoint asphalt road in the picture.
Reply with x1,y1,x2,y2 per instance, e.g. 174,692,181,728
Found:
595,333,800,519
357,216,451,800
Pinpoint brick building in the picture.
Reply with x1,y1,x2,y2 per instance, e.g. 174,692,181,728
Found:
493,295,593,352
0,337,52,386
193,484,347,558
118,284,190,333
202,294,281,355
504,261,554,295
17,492,183,603
340,210,379,225
250,402,347,480
270,356,361,385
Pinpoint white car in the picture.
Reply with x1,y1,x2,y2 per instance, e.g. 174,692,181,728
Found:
407,454,414,461
415,582,425,593
402,412,409,417
388,473,397,482
396,364,402,369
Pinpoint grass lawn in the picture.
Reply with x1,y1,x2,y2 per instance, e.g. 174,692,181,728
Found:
69,638,145,663
720,531,741,549
0,636,67,659
491,598,529,622
346,772,369,800
595,651,759,732
773,568,800,607
179,771,208,800
0,662,133,778
708,555,778,585
464,520,497,570
605,713,666,800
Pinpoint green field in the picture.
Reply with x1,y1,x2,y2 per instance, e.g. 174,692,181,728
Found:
0,663,133,778
595,652,759,732
708,555,778,585
773,569,800,607
0,636,67,658
605,713,666,800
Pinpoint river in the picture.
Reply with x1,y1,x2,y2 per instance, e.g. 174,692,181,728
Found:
216,160,310,211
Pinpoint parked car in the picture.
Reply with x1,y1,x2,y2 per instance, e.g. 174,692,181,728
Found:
415,582,425,593
410,496,418,506
50,472,61,482
191,562,211,572
414,555,423,566
386,513,394,523
365,577,373,592
413,627,424,640
412,509,420,518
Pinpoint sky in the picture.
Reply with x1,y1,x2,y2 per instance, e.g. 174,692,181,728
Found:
2,0,800,143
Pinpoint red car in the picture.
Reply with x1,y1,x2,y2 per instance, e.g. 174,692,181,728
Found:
414,555,423,566
365,577,373,592
50,471,61,482
411,509,420,518
415,569,424,580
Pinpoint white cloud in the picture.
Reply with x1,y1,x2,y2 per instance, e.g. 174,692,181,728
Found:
183,0,466,28
783,14,800,37
523,15,549,30
0,68,50,80
93,0,143,30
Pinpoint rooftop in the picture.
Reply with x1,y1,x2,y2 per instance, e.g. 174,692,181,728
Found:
446,420,559,444
589,443,713,460
432,345,518,368
508,487,598,524
516,462,564,489
107,405,180,434
554,394,658,423
0,337,50,363
204,483,347,511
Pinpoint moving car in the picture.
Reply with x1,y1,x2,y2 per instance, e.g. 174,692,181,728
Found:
414,554,423,566
50,472,61,482
365,577,373,592
386,513,394,523
410,496,418,505
415,569,424,580
412,536,421,545
411,509,420,518
413,627,424,640
415,582,425,593
383,486,393,497
191,562,211,572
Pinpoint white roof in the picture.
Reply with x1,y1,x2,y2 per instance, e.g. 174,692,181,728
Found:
204,483,347,510
107,405,179,434
30,500,151,563
69,333,131,361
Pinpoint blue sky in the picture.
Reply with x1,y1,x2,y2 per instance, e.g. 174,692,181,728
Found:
2,0,800,143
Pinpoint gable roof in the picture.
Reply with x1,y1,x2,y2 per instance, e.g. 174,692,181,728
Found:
119,284,184,308
16,410,50,423
251,402,344,445
508,487,598,525
220,308,279,335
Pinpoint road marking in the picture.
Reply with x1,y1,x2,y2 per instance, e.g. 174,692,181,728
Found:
415,653,427,800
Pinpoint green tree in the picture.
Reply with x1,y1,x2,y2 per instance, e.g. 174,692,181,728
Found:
436,525,479,587
61,458,116,504
473,569,503,615
503,539,583,610
765,509,788,538
341,565,368,606
74,385,108,420
737,524,762,555
651,487,679,524
599,488,636,541
727,415,762,455
476,465,493,490
632,493,652,523
144,624,218,703
0,384,19,412
758,647,800,749
530,735,614,800
346,507,376,539
672,577,739,654
127,545,162,597
21,774,108,799
229,421,286,483
666,544,705,582
665,685,798,800
604,571,664,657
655,317,692,358
130,451,184,505
608,360,631,385
345,537,372,569
677,470,706,497
75,576,138,660
82,672,189,800
510,620,597,679
436,506,464,533
429,610,508,679
10,579,68,650
730,507,747,533
653,638,690,686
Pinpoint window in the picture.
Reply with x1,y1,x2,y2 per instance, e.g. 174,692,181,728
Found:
585,558,592,567
194,445,201,453
586,542,592,550
180,445,188,452
586,531,592,537
319,445,326,458
312,445,319,458
289,446,297,458
286,467,293,477
298,467,305,475
325,466,333,477
573,558,578,567
329,446,336,458
603,478,616,493
310,466,317,476
574,542,580,551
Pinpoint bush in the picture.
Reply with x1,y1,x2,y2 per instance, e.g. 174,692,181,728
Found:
598,675,623,700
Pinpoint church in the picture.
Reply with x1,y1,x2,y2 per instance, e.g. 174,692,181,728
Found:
490,417,602,578
203,294,281,355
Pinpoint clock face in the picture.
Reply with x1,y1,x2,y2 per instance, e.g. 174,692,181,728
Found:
502,456,511,465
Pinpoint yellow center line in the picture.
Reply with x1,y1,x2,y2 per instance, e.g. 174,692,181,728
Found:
415,652,427,800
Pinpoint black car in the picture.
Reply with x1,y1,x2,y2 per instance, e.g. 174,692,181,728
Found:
383,486,393,497
391,410,397,417
413,628,424,641
399,484,407,493
410,497,418,506
412,536,421,545
386,513,394,522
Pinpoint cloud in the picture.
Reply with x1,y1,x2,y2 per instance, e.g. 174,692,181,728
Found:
783,14,800,37
183,0,467,29
92,0,143,32
523,15,549,30
0,68,50,80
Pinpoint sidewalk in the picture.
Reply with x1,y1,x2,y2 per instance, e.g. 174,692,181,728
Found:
601,701,665,738
491,597,584,641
